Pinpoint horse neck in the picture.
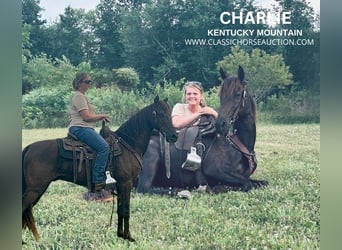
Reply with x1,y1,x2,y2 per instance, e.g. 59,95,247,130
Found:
116,111,153,156
234,112,256,152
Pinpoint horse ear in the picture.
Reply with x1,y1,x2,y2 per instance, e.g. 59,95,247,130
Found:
163,97,168,102
154,95,160,103
220,67,227,80
238,65,245,83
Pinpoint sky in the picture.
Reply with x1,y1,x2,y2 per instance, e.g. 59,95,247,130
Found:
39,0,101,23
39,0,320,23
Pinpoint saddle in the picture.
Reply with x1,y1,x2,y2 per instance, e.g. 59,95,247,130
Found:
170,115,216,172
174,115,216,151
57,132,122,191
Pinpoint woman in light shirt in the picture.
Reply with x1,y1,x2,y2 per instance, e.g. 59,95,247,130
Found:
171,81,218,192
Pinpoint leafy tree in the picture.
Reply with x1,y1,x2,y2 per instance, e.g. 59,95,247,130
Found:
22,0,44,25
91,68,115,88
22,0,47,56
113,68,140,90
119,2,160,85
22,24,32,61
51,7,94,65
217,46,293,102
120,0,265,89
274,0,319,93
92,0,125,69
22,54,76,91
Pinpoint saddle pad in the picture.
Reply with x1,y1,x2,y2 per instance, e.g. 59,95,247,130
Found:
175,126,199,150
57,138,95,160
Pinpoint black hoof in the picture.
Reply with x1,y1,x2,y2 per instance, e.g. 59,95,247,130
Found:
118,232,136,242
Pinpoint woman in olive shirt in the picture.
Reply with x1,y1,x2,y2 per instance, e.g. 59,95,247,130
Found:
68,72,112,201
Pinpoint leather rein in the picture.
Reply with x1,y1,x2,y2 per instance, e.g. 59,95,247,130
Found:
223,85,257,174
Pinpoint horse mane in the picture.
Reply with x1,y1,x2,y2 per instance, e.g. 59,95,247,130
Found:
249,94,257,123
116,104,153,141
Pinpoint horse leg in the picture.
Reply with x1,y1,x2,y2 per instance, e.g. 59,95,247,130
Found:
205,163,256,192
116,181,135,242
250,179,269,188
22,178,52,240
22,142,59,241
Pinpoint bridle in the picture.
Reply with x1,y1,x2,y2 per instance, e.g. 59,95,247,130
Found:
225,83,247,137
220,82,258,174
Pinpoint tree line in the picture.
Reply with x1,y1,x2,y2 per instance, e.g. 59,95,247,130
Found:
22,0,320,128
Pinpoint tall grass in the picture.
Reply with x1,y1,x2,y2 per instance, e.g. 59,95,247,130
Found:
22,124,320,249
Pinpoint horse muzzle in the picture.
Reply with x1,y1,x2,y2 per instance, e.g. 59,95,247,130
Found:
215,115,234,136
165,132,178,143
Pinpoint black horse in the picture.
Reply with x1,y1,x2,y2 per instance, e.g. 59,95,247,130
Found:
22,96,177,243
137,67,268,194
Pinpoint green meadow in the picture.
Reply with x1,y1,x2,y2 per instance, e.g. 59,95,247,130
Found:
22,124,320,249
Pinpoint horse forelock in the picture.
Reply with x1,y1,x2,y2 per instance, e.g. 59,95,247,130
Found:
219,75,257,122
219,76,243,98
159,100,172,114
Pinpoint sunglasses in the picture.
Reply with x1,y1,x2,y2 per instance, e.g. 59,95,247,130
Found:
82,80,92,84
186,81,202,87
185,81,203,93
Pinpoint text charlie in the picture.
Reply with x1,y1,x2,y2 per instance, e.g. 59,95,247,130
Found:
220,11,291,25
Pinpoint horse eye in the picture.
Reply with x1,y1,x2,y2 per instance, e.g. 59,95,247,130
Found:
152,111,157,117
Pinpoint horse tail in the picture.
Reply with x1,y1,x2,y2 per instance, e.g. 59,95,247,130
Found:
22,206,39,241
22,145,39,241
22,145,29,194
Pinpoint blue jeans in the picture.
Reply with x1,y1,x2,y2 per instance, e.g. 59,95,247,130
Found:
69,126,109,184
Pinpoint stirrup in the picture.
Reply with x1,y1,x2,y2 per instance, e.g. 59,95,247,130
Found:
105,171,116,184
181,147,201,172
104,171,117,194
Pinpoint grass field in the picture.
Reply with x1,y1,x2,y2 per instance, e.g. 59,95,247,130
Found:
22,124,320,249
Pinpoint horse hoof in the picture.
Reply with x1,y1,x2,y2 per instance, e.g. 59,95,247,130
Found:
126,236,136,242
241,183,253,192
253,180,269,188
262,180,269,186
118,232,136,242
124,233,136,242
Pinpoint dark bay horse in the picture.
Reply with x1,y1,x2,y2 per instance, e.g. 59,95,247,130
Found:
22,96,177,242
137,67,268,194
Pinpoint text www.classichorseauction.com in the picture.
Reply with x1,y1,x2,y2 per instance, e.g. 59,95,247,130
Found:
184,38,314,46
184,11,316,47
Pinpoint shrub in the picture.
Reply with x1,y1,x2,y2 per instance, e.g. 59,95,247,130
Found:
113,67,140,91
22,80,319,129
23,54,76,92
258,89,320,123
22,85,72,128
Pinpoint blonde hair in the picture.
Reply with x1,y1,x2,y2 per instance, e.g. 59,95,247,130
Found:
183,81,206,107
72,72,90,90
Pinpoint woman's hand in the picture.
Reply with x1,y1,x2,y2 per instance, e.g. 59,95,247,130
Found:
99,114,110,123
199,107,218,118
